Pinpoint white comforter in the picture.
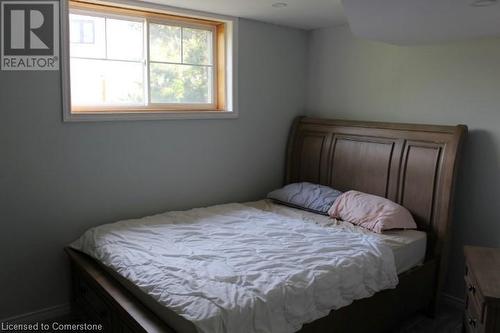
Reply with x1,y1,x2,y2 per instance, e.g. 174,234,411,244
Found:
71,203,398,333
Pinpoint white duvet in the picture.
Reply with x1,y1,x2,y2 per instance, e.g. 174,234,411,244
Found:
71,203,398,333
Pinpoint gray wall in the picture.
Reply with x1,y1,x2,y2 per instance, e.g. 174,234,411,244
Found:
0,19,308,319
307,25,500,299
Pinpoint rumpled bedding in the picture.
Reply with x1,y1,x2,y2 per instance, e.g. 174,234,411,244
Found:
71,202,398,333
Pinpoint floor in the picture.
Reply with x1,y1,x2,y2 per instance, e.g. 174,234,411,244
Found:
395,302,464,333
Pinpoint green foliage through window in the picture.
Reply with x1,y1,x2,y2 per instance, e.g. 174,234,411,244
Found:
149,23,213,104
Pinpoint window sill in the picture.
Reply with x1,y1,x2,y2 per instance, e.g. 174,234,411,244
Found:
63,110,238,122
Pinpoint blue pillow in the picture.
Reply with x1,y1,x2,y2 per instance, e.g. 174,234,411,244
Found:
267,182,342,215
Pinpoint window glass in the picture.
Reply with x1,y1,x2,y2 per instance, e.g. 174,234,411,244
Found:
70,14,105,58
182,28,212,65
106,18,144,61
150,63,211,104
71,58,145,105
149,23,181,63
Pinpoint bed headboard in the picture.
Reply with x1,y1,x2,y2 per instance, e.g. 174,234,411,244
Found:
285,116,467,260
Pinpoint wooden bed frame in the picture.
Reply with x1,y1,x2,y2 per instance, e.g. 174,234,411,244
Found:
66,116,467,333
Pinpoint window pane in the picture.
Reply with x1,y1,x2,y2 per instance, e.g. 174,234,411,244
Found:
150,63,212,104
71,58,144,106
70,14,105,58
106,18,144,61
149,23,181,63
182,28,212,65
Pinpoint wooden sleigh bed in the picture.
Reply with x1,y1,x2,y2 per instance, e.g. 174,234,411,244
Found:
66,116,467,333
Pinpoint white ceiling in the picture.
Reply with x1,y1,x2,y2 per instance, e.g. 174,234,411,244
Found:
145,0,346,30
147,0,500,44
342,0,500,45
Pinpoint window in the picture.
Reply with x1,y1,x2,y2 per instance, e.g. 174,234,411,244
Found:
63,0,237,121
70,19,95,44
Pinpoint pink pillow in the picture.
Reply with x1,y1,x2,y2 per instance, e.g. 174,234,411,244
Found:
328,190,417,233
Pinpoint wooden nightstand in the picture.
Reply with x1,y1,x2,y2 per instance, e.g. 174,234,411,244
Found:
463,246,500,333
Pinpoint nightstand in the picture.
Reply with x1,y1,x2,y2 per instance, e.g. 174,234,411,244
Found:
463,246,500,333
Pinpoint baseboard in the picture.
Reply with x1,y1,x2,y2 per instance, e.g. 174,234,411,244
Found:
442,293,465,310
0,303,71,324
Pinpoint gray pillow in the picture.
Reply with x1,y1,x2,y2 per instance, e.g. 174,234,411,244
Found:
267,182,342,215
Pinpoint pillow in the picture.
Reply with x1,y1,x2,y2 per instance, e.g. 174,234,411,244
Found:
267,182,342,215
328,190,417,233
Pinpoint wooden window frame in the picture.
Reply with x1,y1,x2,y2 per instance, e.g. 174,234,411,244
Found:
62,0,237,121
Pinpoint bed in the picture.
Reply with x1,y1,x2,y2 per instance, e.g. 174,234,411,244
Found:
65,116,467,333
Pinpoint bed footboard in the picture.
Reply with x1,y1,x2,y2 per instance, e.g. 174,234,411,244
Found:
67,247,173,333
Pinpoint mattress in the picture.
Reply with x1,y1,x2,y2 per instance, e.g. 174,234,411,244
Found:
72,200,425,333
246,200,427,274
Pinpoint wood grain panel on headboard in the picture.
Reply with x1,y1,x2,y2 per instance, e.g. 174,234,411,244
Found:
286,117,466,263
329,135,399,197
290,130,331,184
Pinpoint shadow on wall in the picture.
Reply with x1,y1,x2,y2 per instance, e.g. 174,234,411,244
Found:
445,129,500,298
